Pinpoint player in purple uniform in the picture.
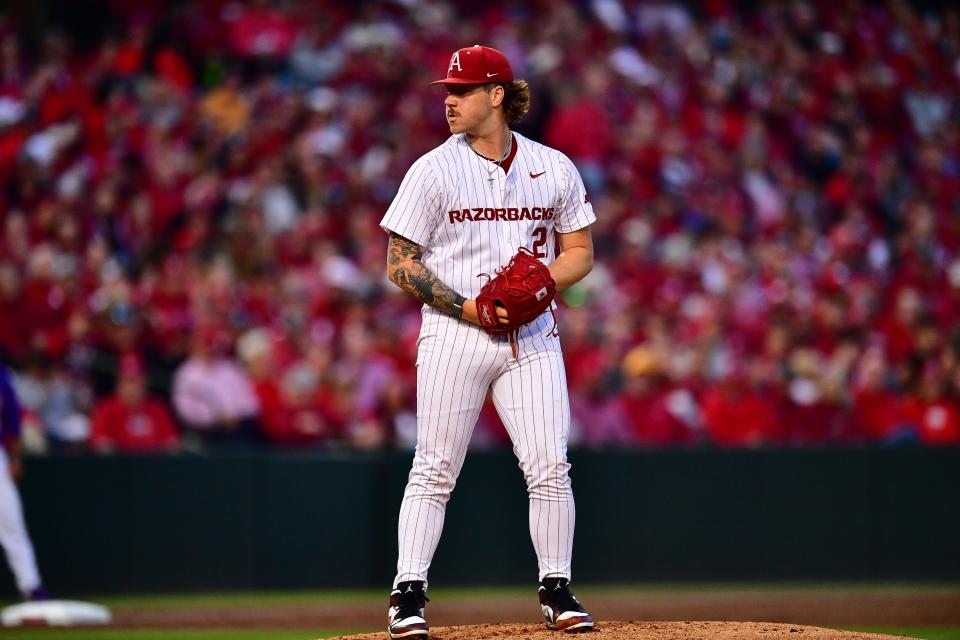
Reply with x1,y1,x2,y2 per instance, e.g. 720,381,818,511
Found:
0,363,47,601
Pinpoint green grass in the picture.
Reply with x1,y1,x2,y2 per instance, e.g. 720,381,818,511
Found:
81,589,388,611
30,581,955,611
0,631,356,640
848,628,960,639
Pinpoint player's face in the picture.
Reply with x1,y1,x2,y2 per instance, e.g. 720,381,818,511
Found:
444,84,499,134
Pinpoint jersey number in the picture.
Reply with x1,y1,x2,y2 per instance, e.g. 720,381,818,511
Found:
532,227,548,258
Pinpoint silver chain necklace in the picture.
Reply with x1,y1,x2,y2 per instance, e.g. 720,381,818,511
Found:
467,131,512,188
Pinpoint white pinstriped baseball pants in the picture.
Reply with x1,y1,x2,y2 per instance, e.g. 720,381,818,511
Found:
0,448,42,595
395,310,574,586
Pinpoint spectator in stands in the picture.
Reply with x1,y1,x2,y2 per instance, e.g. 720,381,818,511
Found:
782,347,849,446
701,360,781,448
11,350,89,453
89,353,179,453
850,346,911,444
240,328,340,447
900,360,960,446
172,326,260,446
333,320,397,448
569,347,631,448
199,73,250,137
619,345,696,447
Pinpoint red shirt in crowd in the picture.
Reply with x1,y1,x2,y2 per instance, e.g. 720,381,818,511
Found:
620,386,695,447
851,388,904,441
90,396,179,452
782,400,846,446
253,379,343,446
899,397,960,446
701,383,781,447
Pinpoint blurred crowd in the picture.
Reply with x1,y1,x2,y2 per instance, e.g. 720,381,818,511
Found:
1,0,959,454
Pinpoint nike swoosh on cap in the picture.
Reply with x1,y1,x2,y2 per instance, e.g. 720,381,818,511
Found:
486,72,498,77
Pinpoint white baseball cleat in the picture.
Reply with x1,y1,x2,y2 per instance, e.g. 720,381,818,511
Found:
387,581,429,639
539,578,594,633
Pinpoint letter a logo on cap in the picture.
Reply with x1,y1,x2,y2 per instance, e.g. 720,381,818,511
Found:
429,45,514,86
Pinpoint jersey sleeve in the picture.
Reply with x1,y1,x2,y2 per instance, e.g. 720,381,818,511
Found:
380,156,443,247
555,155,597,234
0,366,22,442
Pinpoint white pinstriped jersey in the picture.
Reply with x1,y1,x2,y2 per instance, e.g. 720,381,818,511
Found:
380,131,596,301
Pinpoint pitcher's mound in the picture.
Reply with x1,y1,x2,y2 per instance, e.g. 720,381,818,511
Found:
325,621,913,640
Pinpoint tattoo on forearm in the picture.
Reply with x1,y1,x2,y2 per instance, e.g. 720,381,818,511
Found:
388,233,423,265
388,233,465,316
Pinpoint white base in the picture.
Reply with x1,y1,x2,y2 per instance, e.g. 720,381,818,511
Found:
1,600,112,626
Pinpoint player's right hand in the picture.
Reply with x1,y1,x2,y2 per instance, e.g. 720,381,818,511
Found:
462,299,509,326
5,442,23,481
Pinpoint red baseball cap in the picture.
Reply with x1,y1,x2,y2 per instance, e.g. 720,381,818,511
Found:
429,45,514,86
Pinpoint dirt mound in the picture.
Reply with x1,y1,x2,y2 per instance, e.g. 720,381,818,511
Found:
324,621,912,640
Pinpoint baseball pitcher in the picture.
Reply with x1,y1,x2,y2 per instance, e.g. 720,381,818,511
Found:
380,45,596,637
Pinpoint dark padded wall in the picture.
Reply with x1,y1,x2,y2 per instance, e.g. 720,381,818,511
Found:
7,447,958,595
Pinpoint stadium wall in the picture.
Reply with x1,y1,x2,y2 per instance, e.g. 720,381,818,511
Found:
8,448,959,595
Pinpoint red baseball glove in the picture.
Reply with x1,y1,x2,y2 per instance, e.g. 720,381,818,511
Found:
475,248,556,336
